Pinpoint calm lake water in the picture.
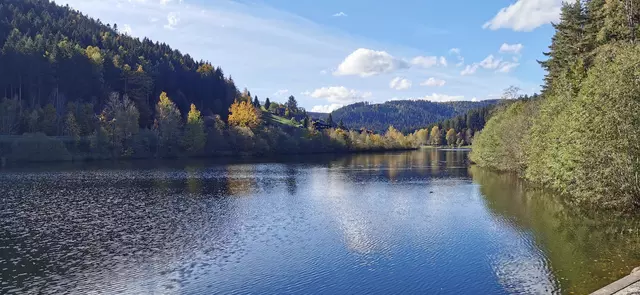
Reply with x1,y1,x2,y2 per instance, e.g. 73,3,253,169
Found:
1,149,639,294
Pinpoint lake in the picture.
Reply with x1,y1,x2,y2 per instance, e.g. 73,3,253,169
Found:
1,149,639,294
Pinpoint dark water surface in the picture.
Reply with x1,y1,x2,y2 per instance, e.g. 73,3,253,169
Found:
1,149,639,294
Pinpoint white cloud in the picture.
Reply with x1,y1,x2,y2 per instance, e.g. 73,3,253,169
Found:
164,12,180,30
307,86,372,104
274,89,289,96
449,48,464,67
439,56,448,67
461,64,478,76
479,54,501,70
497,61,520,73
122,24,133,35
389,77,412,90
421,77,446,87
411,56,438,68
311,104,344,113
334,48,409,77
483,0,562,32
333,12,347,17
461,55,521,75
499,43,524,54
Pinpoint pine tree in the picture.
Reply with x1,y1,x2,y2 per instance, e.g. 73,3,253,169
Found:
539,0,588,92
338,119,345,130
327,113,334,127
253,95,261,108
265,98,271,110
286,95,298,113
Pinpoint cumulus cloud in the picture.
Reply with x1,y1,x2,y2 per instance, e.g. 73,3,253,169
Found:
497,61,520,73
439,56,448,67
307,86,372,103
461,64,479,76
483,0,562,32
389,77,412,90
421,77,446,87
449,48,461,55
461,54,520,75
499,43,524,54
164,12,180,30
333,12,347,17
411,55,447,68
311,104,344,113
479,55,501,70
334,48,409,77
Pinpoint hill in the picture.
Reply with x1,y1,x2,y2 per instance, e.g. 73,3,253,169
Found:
0,0,237,134
331,100,501,133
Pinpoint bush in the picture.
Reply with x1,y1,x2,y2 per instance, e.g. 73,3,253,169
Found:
8,133,72,162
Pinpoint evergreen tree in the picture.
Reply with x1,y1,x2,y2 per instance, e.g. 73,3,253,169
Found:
253,95,261,108
338,119,345,130
265,98,271,110
286,95,298,113
327,113,334,127
539,0,588,92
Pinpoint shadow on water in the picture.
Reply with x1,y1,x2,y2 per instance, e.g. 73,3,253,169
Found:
470,166,640,294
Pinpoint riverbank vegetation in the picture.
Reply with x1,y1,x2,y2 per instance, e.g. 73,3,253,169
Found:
471,0,640,210
0,0,422,164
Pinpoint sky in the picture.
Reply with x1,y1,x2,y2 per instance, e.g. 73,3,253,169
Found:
58,0,563,113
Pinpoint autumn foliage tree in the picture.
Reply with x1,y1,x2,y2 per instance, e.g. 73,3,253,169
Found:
183,104,206,155
228,100,262,128
155,92,182,156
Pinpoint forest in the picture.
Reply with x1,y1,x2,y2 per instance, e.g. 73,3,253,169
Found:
0,0,431,163
330,99,500,133
471,0,640,210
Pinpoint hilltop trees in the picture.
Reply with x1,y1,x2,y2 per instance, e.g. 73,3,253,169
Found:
0,0,238,136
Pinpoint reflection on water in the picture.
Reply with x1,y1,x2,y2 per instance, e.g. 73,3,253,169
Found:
471,166,640,294
0,149,638,294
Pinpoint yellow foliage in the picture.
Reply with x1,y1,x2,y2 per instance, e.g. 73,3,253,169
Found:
228,101,262,128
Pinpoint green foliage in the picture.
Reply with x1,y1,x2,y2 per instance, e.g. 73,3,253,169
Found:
155,92,182,157
0,0,238,131
445,129,457,147
0,98,20,135
99,93,140,157
8,133,71,162
183,104,206,155
470,100,538,173
473,0,640,209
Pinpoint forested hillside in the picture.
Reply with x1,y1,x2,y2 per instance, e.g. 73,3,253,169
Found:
0,0,237,135
0,0,424,163
471,0,640,210
331,100,500,133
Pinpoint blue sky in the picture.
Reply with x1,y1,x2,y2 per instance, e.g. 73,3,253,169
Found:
60,0,562,112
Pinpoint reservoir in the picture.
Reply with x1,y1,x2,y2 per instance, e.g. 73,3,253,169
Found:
1,149,638,294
